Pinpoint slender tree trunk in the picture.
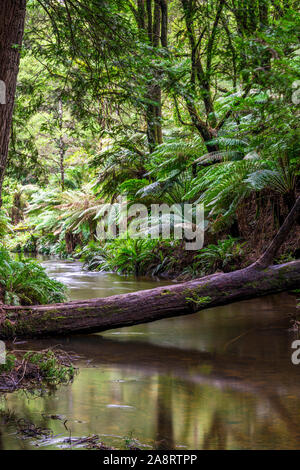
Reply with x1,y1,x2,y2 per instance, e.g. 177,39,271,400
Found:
180,0,219,153
58,98,65,191
259,0,269,26
0,0,26,206
11,191,24,224
137,0,146,29
144,0,167,152
252,196,300,270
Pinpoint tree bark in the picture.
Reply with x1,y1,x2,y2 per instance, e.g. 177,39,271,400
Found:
143,0,167,152
0,0,27,206
0,259,299,339
58,98,65,191
180,0,220,153
252,196,300,270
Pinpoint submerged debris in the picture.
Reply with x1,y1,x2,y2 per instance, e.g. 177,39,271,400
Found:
0,411,53,440
64,435,113,450
0,409,114,450
17,419,53,440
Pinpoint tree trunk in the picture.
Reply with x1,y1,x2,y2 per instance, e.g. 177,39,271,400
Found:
0,260,299,339
144,0,167,152
252,196,300,269
0,0,27,206
180,0,219,153
58,98,65,191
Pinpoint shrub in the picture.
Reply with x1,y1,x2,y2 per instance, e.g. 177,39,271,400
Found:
24,350,75,385
80,238,175,276
0,246,67,305
5,231,37,253
0,210,13,237
0,354,16,373
194,237,245,273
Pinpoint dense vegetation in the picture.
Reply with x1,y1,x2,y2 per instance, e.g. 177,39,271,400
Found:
0,247,66,305
0,348,76,392
0,1,299,303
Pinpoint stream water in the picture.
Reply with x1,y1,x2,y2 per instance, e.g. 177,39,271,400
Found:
0,257,300,450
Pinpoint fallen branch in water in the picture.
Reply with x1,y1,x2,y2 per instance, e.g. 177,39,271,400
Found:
0,259,298,339
0,197,298,339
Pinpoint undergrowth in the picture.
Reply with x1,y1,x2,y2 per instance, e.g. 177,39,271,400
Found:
0,246,67,305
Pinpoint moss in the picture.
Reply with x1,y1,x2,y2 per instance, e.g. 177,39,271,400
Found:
183,288,194,297
185,293,212,306
13,319,38,335
245,281,258,288
2,319,16,337
161,289,172,295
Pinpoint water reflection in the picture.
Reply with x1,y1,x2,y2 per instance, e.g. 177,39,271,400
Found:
0,258,299,450
40,257,172,301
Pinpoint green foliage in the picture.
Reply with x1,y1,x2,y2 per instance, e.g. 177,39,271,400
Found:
0,210,13,237
7,232,38,253
194,237,245,273
23,350,75,386
185,294,212,306
186,160,263,230
83,239,160,276
148,135,205,180
91,138,148,202
246,160,297,197
78,241,107,270
185,155,297,231
0,246,67,305
36,234,57,255
27,185,104,242
80,239,177,277
104,239,160,276
0,354,16,374
2,0,299,282
275,252,296,264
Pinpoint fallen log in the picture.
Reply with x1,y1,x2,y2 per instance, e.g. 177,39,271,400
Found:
0,196,299,339
0,260,299,339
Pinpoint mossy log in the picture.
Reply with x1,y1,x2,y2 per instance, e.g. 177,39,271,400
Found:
0,260,299,339
0,196,299,339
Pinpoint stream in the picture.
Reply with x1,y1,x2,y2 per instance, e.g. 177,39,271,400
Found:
0,257,300,450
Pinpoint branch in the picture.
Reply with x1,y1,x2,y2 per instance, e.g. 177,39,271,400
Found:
216,84,252,131
206,0,225,73
251,196,300,270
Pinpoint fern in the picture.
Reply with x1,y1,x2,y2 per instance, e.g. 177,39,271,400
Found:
246,167,297,194
0,246,67,305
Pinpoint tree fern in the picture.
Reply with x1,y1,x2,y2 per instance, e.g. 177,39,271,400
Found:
246,167,297,195
185,160,264,230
